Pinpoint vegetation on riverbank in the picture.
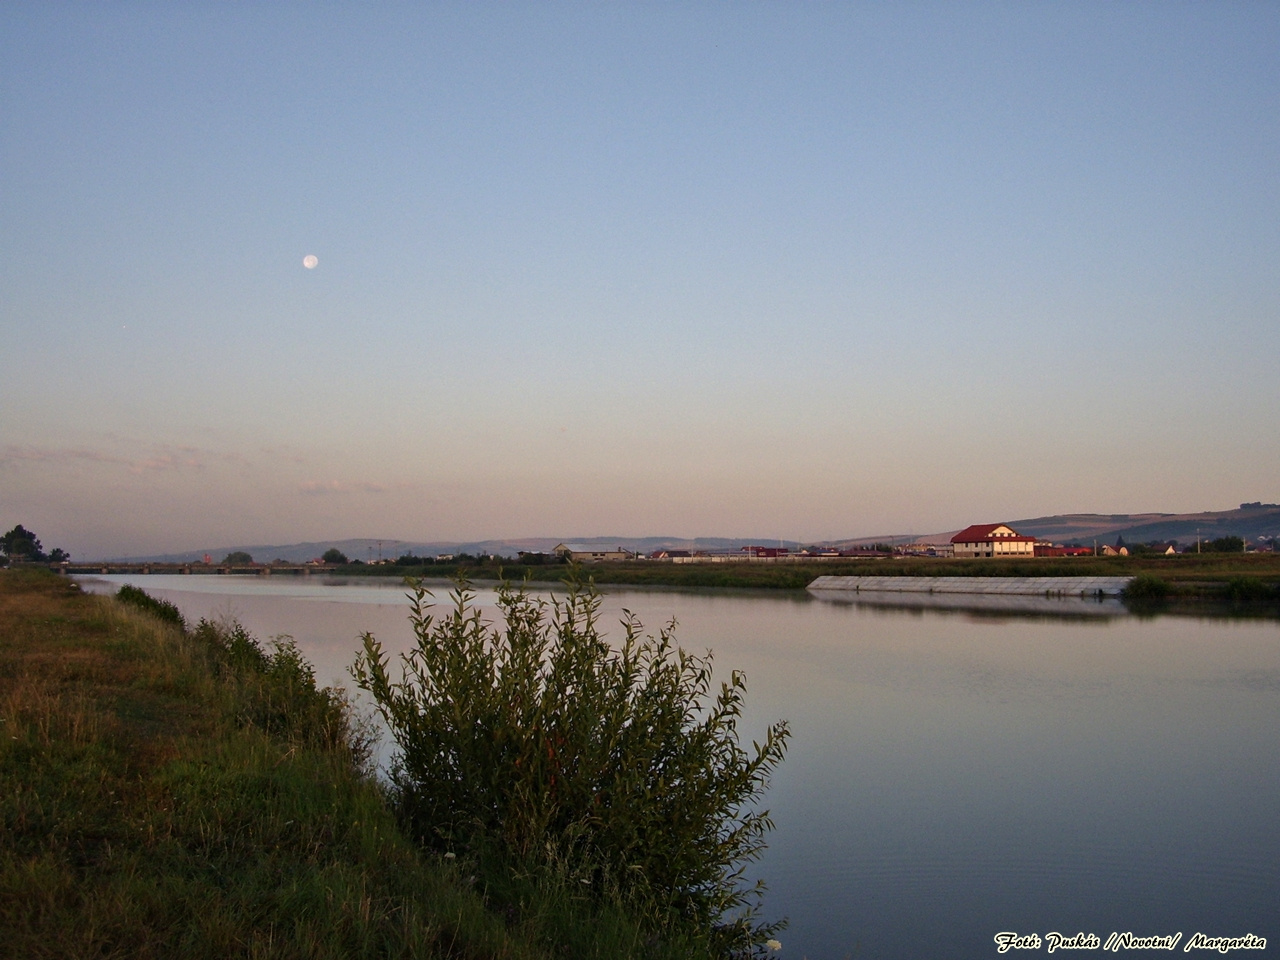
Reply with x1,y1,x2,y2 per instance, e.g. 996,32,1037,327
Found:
354,579,789,958
0,569,737,959
334,553,1280,600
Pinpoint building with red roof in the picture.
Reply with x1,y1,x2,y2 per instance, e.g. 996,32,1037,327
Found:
950,523,1037,559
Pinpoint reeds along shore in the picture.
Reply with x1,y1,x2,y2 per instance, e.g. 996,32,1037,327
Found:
328,553,1280,599
0,569,719,960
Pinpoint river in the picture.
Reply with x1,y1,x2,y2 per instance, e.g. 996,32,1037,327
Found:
77,574,1280,959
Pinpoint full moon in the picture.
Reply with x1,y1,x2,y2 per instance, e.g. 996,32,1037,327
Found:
302,254,318,269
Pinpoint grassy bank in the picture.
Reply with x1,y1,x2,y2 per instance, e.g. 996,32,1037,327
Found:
0,569,710,960
335,553,1280,597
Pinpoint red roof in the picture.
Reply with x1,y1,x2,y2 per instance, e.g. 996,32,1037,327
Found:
951,523,1036,544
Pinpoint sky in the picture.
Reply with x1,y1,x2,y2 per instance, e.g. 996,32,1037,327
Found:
3,3,1278,558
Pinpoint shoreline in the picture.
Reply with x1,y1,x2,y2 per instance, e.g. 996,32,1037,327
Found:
36,551,1280,606
0,569,717,960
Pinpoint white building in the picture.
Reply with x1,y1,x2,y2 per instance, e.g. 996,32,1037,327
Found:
552,543,634,563
950,524,1037,559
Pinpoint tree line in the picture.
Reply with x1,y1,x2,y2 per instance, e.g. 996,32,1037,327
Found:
1,525,69,565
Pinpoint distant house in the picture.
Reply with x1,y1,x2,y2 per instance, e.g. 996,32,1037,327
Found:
900,541,953,558
1099,544,1129,557
742,546,789,559
552,543,634,563
650,549,692,561
951,523,1037,559
1034,544,1093,557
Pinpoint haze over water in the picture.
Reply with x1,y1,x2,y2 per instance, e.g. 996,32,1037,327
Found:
80,575,1280,959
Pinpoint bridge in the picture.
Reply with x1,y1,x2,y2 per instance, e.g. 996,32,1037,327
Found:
53,562,339,577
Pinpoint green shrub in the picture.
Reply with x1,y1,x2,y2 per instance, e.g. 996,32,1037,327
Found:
1225,576,1272,602
115,583,187,629
193,618,363,757
1123,574,1170,600
352,578,790,956
1205,536,1245,553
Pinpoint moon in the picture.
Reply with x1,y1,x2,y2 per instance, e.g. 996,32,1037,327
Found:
302,254,318,269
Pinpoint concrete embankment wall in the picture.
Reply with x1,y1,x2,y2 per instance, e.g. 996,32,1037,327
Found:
808,575,1133,597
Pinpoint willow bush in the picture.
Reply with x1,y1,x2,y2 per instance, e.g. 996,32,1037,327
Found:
351,577,790,956
1122,573,1170,600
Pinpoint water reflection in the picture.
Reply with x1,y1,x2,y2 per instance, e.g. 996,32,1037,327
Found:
76,575,1280,960
810,587,1129,619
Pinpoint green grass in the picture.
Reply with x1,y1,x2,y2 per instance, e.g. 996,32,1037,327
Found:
0,569,709,960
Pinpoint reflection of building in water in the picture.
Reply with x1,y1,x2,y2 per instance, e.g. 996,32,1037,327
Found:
807,575,1134,617
812,589,1128,618
951,523,1037,558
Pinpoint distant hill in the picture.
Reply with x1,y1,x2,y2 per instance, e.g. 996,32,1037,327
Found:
1005,503,1280,546
114,535,805,564
106,503,1279,563
821,503,1280,550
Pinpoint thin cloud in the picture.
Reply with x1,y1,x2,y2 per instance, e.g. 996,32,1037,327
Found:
259,444,308,464
298,479,391,496
1,442,245,474
1,445,132,468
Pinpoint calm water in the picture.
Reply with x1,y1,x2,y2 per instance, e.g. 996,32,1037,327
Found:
79,575,1280,959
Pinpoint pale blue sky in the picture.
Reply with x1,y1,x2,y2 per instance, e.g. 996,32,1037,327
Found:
3,3,1278,557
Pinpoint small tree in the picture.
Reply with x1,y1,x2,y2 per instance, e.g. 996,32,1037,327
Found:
1206,536,1245,553
222,551,253,564
352,577,790,955
2,525,46,562
322,548,349,564
394,553,436,566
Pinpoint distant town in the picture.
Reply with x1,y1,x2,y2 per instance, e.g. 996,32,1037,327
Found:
526,519,1267,566
4,502,1278,570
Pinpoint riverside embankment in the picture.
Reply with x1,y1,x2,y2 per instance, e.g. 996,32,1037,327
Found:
0,569,709,960
67,569,1280,959
315,553,1280,602
39,552,1280,600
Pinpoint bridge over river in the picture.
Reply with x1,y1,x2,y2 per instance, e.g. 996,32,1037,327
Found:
55,562,339,577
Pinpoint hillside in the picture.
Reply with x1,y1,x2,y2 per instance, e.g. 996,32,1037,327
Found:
116,536,803,565
104,503,1280,565
829,503,1280,550
1006,503,1280,546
